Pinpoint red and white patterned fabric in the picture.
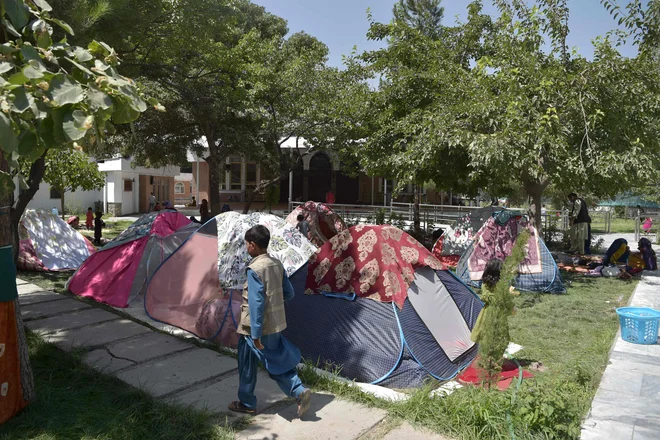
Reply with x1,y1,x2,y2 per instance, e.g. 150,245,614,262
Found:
285,201,347,247
305,225,445,308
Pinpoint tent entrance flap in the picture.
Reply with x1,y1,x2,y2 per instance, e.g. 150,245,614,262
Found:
407,267,474,362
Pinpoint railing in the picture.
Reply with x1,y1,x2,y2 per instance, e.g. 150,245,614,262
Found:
634,213,659,242
290,201,614,235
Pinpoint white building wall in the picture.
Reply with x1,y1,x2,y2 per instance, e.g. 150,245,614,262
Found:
17,180,103,214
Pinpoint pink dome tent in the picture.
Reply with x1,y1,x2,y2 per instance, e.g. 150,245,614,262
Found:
67,211,197,308
285,201,347,247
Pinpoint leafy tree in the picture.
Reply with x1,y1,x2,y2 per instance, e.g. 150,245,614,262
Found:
393,0,445,39
41,147,105,218
352,3,489,234
101,0,288,215
0,0,155,412
461,0,660,231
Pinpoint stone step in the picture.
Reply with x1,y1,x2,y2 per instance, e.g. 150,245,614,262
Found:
26,308,119,334
84,333,196,374
235,394,387,440
21,298,91,320
115,348,237,397
46,319,152,351
18,291,68,306
169,370,286,415
16,278,28,285
17,283,50,295
381,422,450,440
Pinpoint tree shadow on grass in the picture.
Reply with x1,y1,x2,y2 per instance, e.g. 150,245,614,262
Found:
0,332,234,440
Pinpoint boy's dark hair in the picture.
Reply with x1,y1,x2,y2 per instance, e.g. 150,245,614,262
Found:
88,207,92,210
245,225,270,249
567,192,577,198
482,258,503,290
297,214,304,222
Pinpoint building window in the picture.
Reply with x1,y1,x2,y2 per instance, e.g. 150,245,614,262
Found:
175,182,185,194
50,187,61,199
124,180,133,192
246,163,257,187
230,162,242,190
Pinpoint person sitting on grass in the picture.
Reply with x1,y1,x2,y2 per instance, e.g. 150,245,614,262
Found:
94,211,103,245
295,214,310,240
228,225,311,418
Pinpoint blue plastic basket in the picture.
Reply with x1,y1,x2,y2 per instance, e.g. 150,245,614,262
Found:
616,307,660,345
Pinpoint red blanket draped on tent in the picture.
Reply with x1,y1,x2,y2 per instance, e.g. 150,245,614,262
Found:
305,225,445,308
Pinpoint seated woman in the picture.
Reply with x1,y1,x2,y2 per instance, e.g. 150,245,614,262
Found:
628,238,658,272
602,238,630,266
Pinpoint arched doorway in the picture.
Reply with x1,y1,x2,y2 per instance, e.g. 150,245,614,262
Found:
308,153,332,202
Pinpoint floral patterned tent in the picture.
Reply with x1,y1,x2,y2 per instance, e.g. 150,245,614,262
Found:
305,225,445,308
285,201,347,247
216,212,318,290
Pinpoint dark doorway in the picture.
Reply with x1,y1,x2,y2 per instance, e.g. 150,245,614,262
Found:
308,153,332,202
336,172,359,204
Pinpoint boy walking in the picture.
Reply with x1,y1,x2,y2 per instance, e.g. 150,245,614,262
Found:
229,225,311,417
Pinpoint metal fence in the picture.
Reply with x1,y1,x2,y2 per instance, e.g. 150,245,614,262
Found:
290,201,614,234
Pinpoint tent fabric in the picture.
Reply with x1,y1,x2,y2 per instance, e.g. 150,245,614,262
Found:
467,215,542,280
215,212,317,290
305,225,445,308
284,265,483,388
145,218,481,388
17,209,95,272
456,215,566,294
144,214,316,348
67,211,194,308
285,201,347,247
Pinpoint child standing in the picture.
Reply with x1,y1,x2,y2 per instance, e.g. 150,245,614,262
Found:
229,225,311,417
94,211,103,245
295,214,310,240
86,207,94,230
643,217,653,235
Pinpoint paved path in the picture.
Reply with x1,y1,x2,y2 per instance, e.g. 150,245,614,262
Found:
15,280,448,440
581,269,660,440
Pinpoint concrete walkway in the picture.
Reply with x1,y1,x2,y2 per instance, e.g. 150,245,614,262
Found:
15,280,448,440
581,268,660,440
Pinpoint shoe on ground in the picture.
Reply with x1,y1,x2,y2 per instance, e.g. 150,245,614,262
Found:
297,389,311,418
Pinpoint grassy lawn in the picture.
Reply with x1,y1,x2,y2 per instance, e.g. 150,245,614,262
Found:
79,219,134,246
592,217,636,234
0,332,235,440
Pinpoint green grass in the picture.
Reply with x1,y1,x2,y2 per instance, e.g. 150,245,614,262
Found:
79,219,134,246
0,332,235,440
592,217,636,234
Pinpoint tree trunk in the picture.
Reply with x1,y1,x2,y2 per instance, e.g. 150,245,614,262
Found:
10,154,47,264
61,191,65,220
0,151,36,405
530,191,543,234
243,175,283,215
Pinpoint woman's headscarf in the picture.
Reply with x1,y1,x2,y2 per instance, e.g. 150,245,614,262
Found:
639,238,658,271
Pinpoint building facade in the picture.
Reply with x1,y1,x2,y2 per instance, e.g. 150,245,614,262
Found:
98,158,179,216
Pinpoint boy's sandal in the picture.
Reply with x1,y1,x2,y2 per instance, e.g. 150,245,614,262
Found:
228,401,256,415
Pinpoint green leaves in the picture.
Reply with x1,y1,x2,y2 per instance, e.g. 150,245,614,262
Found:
62,109,93,140
111,99,140,124
48,74,85,106
3,0,30,29
0,113,18,153
87,87,112,111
